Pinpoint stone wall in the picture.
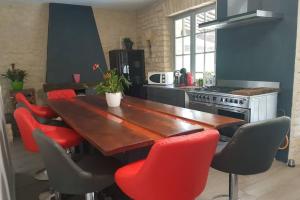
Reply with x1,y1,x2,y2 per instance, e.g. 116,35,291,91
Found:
290,1,300,161
93,8,137,67
0,2,49,110
0,2,137,112
136,0,215,74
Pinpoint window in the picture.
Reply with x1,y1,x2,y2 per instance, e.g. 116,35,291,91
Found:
174,5,216,81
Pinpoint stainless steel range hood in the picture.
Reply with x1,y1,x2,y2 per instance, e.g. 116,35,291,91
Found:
199,0,283,31
198,10,283,30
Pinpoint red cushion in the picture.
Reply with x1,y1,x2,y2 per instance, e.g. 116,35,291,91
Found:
14,107,82,152
47,89,76,100
15,93,57,118
115,130,219,200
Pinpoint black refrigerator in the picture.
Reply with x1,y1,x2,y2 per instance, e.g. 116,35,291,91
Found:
109,50,147,99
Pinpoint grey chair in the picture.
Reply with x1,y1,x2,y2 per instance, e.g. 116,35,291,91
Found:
212,116,290,200
33,129,120,200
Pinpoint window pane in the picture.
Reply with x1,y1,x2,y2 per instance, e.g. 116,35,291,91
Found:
196,54,204,72
205,53,215,73
183,55,191,72
176,56,183,70
205,31,215,52
175,38,183,55
196,34,205,53
183,36,190,54
175,19,183,37
196,13,205,33
195,73,204,80
183,17,191,36
206,9,216,22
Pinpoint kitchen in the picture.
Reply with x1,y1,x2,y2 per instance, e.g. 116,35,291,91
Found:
0,0,299,199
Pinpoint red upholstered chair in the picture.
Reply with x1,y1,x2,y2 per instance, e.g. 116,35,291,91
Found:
15,93,57,119
14,107,82,153
47,89,76,100
115,130,219,200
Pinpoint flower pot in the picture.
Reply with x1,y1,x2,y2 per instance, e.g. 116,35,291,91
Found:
11,81,24,91
105,92,122,107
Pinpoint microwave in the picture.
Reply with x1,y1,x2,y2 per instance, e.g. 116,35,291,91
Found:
148,72,174,85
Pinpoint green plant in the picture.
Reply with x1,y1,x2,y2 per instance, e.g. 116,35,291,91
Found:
95,69,131,94
1,64,27,82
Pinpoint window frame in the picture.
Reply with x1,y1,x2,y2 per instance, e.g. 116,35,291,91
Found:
172,4,217,80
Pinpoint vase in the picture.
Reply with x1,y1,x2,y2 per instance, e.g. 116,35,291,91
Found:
11,81,24,91
73,74,80,83
105,92,122,107
124,42,133,50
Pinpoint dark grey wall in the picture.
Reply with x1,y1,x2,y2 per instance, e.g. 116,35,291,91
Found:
216,0,298,162
216,0,298,117
47,3,107,84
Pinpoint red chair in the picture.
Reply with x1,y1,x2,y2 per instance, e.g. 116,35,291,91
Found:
14,107,82,153
15,93,57,119
47,89,76,100
115,130,219,200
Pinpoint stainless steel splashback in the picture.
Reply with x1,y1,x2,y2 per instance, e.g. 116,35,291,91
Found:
217,80,280,89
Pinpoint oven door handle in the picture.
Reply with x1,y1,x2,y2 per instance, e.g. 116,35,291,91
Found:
215,105,249,114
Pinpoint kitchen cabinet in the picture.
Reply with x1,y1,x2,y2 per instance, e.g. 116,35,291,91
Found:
146,86,187,108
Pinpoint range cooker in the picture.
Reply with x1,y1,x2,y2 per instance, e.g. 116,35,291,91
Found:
187,80,279,123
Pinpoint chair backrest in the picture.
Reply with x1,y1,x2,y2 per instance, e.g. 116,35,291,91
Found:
32,129,93,194
213,116,290,175
47,89,76,100
13,108,39,152
0,87,15,200
15,93,31,107
133,130,219,200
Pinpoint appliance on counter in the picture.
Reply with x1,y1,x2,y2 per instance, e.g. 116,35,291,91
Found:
109,49,146,99
147,72,174,85
187,80,279,123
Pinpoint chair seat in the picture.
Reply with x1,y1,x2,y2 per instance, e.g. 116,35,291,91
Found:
30,105,58,119
39,125,82,149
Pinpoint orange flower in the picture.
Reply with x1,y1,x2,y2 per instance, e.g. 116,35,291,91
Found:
92,64,100,71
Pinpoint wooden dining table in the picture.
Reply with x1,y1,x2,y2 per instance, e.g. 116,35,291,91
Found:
47,95,244,156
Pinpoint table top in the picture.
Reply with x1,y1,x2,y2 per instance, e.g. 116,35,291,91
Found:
48,95,244,156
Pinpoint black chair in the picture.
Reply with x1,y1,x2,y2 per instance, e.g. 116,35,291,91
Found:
212,116,290,200
33,129,120,200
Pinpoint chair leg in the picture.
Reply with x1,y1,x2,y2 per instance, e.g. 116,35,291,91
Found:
54,192,61,200
34,168,49,181
85,192,95,200
229,173,238,200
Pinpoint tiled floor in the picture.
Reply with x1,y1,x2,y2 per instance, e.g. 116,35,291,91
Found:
11,137,300,200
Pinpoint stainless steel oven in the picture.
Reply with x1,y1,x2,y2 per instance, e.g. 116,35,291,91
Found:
188,101,251,122
214,105,250,122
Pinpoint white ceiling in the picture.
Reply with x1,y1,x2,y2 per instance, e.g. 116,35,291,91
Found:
2,0,159,10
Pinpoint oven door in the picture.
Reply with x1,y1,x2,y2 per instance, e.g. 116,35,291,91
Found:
188,101,215,114
215,105,250,122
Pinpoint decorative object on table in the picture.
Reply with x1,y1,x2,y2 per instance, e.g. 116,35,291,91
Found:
93,64,131,107
73,73,81,83
1,63,27,91
186,72,194,86
174,70,180,86
179,68,187,86
123,37,134,50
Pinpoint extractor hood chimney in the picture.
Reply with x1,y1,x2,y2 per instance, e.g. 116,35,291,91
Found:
198,0,283,31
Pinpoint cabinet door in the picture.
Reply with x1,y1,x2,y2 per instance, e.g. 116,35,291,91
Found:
147,87,186,108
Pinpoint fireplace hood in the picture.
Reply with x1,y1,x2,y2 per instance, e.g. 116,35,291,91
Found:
199,0,283,31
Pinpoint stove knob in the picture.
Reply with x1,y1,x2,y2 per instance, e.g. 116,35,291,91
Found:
206,96,210,100
229,99,233,103
225,98,228,102
234,99,238,104
239,100,244,105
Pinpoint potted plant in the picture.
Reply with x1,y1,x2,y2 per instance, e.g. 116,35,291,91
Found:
93,64,130,107
1,64,27,91
123,38,134,50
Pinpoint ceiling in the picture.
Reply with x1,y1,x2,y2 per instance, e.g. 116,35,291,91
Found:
3,0,159,10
